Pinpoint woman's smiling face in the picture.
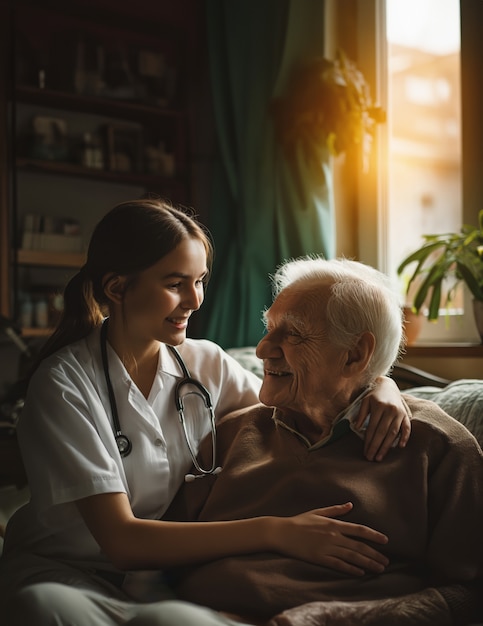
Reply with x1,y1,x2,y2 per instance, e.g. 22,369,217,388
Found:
121,237,208,346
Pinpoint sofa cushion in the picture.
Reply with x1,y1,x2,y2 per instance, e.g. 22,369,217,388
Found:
226,347,263,378
405,379,483,447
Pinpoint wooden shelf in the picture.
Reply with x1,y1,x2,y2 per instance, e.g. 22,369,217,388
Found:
21,327,52,338
16,158,185,191
16,249,85,268
15,85,185,123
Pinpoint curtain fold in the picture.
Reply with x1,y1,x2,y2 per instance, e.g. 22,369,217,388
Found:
197,0,335,348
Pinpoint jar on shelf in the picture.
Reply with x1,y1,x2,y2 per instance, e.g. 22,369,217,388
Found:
34,298,49,329
20,297,33,328
81,132,104,169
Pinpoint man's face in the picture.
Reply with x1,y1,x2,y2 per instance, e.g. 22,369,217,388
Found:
256,281,349,419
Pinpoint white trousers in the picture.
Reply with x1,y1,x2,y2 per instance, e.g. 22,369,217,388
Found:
0,552,252,626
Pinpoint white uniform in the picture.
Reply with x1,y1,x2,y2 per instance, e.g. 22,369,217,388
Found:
0,327,261,625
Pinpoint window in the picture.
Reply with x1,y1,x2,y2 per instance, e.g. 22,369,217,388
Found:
353,0,481,343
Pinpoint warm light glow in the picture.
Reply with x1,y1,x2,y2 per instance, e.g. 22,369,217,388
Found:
387,0,460,55
385,0,462,313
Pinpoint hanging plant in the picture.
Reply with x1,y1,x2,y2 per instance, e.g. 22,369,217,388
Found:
271,50,386,170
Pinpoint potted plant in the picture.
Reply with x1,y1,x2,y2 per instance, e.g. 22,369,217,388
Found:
270,49,385,171
397,210,483,340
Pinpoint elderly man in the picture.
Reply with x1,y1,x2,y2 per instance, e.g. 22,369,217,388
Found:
165,258,483,626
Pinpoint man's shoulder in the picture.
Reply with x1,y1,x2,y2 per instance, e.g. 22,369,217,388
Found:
218,403,271,426
403,394,480,447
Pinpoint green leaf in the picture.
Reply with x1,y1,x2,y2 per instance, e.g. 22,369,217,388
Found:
413,265,445,315
396,242,445,275
406,258,426,292
427,280,442,320
456,262,483,300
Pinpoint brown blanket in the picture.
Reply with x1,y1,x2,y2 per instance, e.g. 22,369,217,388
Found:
267,588,453,626
165,398,483,624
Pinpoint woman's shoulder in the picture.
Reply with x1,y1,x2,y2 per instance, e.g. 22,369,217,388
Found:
178,337,224,356
31,330,100,386
178,339,261,385
177,338,238,373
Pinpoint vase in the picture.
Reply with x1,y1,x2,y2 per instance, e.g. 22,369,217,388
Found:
402,306,423,346
473,300,483,343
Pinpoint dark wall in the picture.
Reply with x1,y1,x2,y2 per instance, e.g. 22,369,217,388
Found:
460,0,483,222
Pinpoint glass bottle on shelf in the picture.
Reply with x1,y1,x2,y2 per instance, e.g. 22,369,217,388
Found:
81,132,104,169
34,298,49,329
20,296,33,328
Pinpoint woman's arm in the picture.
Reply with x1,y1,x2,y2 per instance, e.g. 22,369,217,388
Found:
355,376,411,462
77,496,388,577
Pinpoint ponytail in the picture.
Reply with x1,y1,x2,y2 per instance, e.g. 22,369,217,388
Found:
28,267,104,376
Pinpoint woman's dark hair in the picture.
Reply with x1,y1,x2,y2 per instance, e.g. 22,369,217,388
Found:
32,198,213,369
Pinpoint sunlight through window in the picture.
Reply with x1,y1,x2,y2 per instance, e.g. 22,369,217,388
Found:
386,0,462,314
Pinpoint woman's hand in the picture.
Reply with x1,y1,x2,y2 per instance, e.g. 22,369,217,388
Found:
78,495,388,576
272,502,389,577
355,376,411,462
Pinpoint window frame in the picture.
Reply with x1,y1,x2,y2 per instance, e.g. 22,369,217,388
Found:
335,0,482,344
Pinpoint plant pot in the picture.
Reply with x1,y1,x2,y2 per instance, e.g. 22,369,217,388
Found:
473,300,483,343
402,306,423,346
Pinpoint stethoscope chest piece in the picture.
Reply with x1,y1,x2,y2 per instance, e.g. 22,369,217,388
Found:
115,433,132,457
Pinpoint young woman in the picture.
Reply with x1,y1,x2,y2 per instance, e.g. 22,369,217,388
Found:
0,199,411,626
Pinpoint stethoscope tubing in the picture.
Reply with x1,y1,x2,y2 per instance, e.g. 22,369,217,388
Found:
100,319,220,479
100,320,132,457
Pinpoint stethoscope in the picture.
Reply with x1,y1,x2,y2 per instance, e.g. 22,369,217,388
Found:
100,319,222,481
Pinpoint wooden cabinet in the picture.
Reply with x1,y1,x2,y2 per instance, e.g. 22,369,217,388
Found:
0,0,197,336
14,86,188,198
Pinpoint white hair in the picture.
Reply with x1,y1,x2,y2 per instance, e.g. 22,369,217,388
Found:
271,256,404,381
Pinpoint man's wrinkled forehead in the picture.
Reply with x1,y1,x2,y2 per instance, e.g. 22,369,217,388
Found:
262,306,308,331
264,281,331,328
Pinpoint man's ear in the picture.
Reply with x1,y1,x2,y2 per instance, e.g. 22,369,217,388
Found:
343,332,376,377
102,273,127,304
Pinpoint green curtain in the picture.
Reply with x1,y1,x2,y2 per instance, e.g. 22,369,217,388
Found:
197,0,335,348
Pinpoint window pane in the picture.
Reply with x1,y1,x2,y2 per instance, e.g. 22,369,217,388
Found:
386,0,462,314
